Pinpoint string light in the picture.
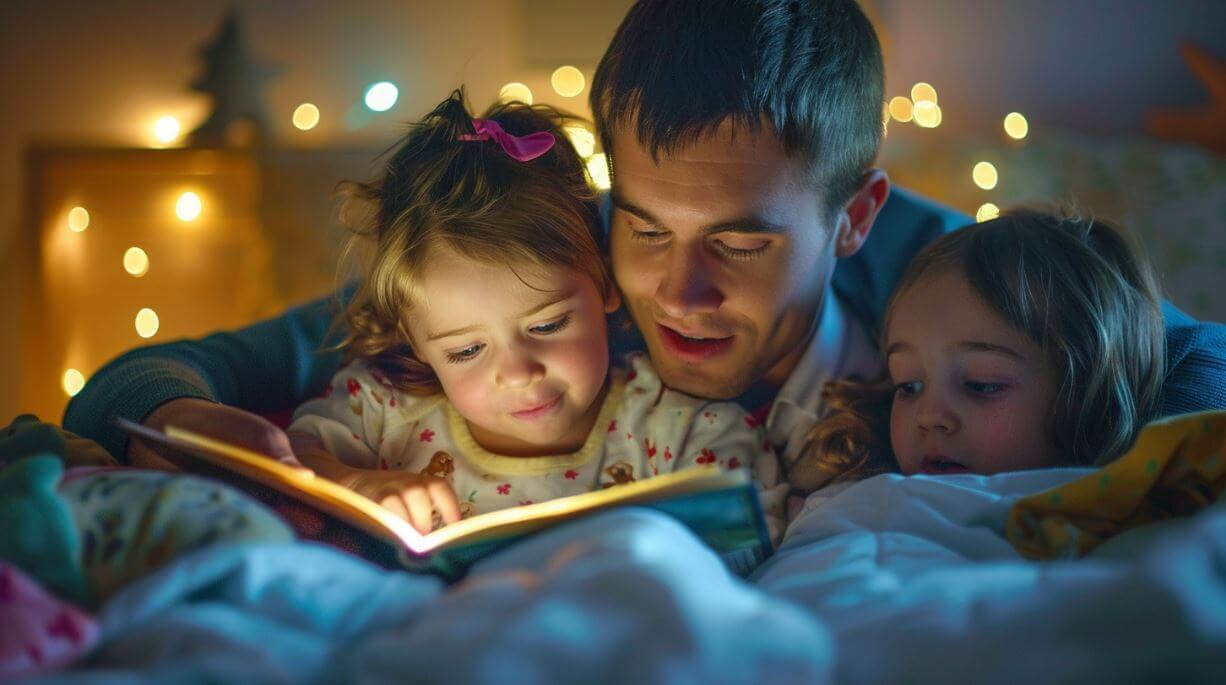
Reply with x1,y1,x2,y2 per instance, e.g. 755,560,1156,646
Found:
123,247,149,277
499,82,533,105
888,96,914,122
153,116,181,145
564,126,596,158
62,369,85,397
1004,112,1029,139
551,66,585,97
175,192,202,222
135,308,160,338
911,82,938,104
585,153,611,190
913,101,942,128
364,82,399,112
972,162,999,190
68,207,90,232
976,202,1000,222
293,103,320,130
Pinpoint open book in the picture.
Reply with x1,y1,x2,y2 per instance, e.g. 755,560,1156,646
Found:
118,418,772,579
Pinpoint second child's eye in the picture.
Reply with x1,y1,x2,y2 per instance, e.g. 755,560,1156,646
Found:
966,381,1006,395
530,314,572,335
445,344,483,364
894,381,921,397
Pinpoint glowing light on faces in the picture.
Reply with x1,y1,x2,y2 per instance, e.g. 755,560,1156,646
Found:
292,103,320,130
913,101,942,128
550,66,585,97
972,162,999,190
364,82,399,112
175,192,202,221
911,82,938,104
135,308,160,338
68,207,90,232
153,116,181,145
976,202,1000,222
1004,112,1029,139
62,369,85,397
564,126,596,158
585,153,611,190
123,247,149,277
888,96,914,122
499,82,533,105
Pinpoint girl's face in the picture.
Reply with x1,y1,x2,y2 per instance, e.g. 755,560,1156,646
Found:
886,269,1059,476
404,245,619,455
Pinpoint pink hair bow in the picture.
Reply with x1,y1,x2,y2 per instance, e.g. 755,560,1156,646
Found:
458,119,556,161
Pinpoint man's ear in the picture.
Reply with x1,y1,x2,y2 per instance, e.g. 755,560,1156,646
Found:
604,284,623,314
833,168,890,259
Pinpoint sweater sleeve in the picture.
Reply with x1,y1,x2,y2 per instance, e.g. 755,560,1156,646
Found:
62,289,351,462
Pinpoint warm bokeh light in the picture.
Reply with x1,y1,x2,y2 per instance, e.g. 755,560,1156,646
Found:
551,66,586,97
293,103,320,130
911,82,938,104
135,308,160,338
153,116,181,145
913,101,942,128
62,369,85,397
67,206,90,232
175,191,202,221
976,202,1001,222
585,153,611,190
1004,112,1029,140
364,82,399,112
888,96,914,122
123,247,149,277
499,82,534,105
973,162,999,190
564,125,596,158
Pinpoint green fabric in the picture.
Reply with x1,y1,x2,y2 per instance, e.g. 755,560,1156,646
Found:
0,456,89,605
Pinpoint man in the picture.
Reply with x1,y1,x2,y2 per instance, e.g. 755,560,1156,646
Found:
65,0,1225,474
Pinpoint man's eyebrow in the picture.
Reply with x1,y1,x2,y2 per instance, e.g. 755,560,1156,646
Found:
611,191,787,235
425,292,575,342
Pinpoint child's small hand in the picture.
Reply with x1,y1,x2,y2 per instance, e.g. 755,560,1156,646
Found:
340,469,462,534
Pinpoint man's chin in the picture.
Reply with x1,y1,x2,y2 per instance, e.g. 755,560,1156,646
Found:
648,350,752,401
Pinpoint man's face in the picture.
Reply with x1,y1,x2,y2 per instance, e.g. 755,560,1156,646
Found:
608,121,841,400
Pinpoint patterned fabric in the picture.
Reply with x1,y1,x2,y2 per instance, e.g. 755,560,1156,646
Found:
1006,410,1226,559
0,563,98,681
289,353,786,540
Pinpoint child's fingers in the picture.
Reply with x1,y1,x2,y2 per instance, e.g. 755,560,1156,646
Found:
401,487,436,535
427,479,462,524
377,492,412,522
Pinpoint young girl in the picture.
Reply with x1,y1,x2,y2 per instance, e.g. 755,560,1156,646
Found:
788,210,1166,492
286,91,784,536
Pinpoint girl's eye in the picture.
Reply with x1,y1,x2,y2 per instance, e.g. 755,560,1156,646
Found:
445,344,483,364
894,381,921,397
530,314,572,335
966,381,1006,395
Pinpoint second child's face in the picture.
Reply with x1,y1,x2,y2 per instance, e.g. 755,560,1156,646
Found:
404,246,619,455
886,269,1059,476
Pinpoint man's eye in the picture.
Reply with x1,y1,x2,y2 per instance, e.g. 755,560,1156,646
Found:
530,314,572,335
445,344,483,364
894,381,921,397
713,238,769,260
966,381,1006,395
629,228,669,244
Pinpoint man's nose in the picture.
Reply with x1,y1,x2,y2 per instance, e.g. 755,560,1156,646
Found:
495,347,545,389
655,242,724,319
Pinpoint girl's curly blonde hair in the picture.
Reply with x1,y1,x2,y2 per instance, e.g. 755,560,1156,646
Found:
329,90,610,397
789,209,1166,493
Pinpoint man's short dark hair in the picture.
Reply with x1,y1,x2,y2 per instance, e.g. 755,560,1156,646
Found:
591,0,884,209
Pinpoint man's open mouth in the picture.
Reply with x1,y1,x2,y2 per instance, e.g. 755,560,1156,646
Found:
656,324,735,362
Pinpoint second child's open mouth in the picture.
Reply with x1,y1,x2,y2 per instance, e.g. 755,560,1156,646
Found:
920,457,970,475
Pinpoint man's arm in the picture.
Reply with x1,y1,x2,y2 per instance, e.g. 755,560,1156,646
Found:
63,289,349,462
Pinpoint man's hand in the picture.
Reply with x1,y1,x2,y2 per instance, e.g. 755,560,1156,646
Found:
131,398,302,470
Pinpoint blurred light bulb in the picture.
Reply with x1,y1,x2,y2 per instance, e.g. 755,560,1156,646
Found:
135,308,160,338
972,162,999,190
293,103,320,130
551,66,586,97
124,247,149,277
911,82,938,104
1004,112,1029,139
499,82,533,105
176,192,202,221
153,116,181,145
364,82,399,112
586,153,611,190
62,369,85,397
888,96,914,122
913,101,942,128
976,202,1000,222
68,206,90,232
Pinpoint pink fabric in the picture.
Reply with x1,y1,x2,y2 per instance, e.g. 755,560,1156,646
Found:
0,563,98,680
458,119,556,161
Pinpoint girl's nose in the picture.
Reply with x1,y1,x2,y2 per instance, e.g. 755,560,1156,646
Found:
495,351,545,389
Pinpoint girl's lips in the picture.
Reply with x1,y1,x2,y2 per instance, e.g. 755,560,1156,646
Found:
919,456,970,475
510,395,561,420
656,324,735,362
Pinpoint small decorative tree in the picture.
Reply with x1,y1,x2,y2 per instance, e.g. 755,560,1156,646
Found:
188,10,279,148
